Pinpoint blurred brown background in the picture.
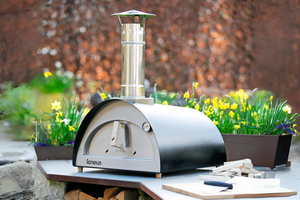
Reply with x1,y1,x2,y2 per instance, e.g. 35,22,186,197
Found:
0,0,299,116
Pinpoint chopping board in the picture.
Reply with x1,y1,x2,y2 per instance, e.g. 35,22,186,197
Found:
162,183,297,199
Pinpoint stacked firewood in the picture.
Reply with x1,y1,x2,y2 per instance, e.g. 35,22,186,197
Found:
64,187,153,200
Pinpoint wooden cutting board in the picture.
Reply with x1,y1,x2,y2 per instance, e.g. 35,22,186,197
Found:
162,183,297,199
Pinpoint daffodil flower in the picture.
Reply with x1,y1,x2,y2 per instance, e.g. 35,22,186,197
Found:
229,111,235,118
282,105,291,114
47,124,51,130
241,121,247,125
69,125,75,132
52,101,61,111
183,91,189,99
225,103,230,109
205,110,212,116
101,93,107,100
242,106,246,112
270,96,273,101
205,98,210,104
212,97,218,104
62,118,71,125
44,71,52,78
193,82,199,89
192,101,196,106
247,105,252,110
162,101,168,105
234,125,240,130
213,120,219,125
264,105,269,110
230,103,238,110
56,111,63,118
84,108,90,115
195,104,200,111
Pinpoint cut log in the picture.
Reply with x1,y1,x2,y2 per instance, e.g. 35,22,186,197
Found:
103,187,120,200
116,190,139,200
64,189,80,200
79,191,96,200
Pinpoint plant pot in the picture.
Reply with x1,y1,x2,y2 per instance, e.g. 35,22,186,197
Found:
34,146,73,161
221,134,292,169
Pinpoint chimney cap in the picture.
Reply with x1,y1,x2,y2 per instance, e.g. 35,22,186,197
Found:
112,10,156,18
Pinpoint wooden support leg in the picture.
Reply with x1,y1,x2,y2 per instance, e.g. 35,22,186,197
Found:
286,161,291,167
78,167,83,172
156,173,162,179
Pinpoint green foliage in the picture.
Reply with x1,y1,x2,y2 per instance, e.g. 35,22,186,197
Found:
150,84,178,105
30,92,88,146
29,71,74,93
182,87,299,135
0,82,37,125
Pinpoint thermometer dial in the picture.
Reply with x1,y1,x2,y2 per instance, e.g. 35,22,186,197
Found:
142,122,151,132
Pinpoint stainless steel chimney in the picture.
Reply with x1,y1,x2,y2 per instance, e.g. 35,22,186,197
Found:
112,10,155,104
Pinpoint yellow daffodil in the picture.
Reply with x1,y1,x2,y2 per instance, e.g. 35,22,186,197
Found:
212,97,218,104
270,96,273,101
251,112,257,117
242,106,246,112
47,124,51,130
229,110,235,118
205,110,212,117
230,103,238,110
55,116,62,123
205,98,210,104
56,111,63,118
192,101,196,106
185,106,189,108
264,105,269,110
52,101,61,111
241,121,247,125
84,108,90,115
44,71,52,78
241,102,246,106
220,111,224,118
237,114,240,120
69,125,75,131
247,105,252,110
162,101,168,105
195,104,200,111
101,93,107,100
183,91,190,99
282,105,291,114
193,82,199,89
234,125,240,130
213,103,219,109
225,103,230,109
213,120,219,125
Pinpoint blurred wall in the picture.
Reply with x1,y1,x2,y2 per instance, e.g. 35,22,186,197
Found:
250,0,300,116
0,0,299,117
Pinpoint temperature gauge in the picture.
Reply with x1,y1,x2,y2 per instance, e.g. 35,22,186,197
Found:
142,122,151,132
